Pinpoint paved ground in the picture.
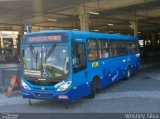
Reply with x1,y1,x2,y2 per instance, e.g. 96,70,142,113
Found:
0,61,160,113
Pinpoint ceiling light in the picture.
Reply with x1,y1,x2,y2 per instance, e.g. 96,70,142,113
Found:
138,32,141,34
48,19,57,22
94,30,99,32
13,26,21,29
73,29,79,31
89,11,99,15
108,24,114,26
158,33,160,35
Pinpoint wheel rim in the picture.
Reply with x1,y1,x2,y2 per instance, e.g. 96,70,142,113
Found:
127,69,131,78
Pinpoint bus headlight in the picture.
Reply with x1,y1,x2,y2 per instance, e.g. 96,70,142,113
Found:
21,80,31,90
57,81,72,92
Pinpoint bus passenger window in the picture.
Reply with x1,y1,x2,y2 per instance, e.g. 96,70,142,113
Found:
130,41,137,53
102,50,109,58
109,40,118,57
87,39,98,61
72,42,86,72
125,41,131,54
116,40,125,56
99,40,109,59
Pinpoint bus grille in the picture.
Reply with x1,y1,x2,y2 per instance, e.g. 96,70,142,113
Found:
28,80,58,86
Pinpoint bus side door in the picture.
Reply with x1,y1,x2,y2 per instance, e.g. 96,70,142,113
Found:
72,41,89,99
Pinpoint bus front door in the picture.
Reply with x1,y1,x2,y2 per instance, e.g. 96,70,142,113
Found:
72,42,88,99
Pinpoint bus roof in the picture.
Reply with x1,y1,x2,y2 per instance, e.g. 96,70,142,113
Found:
24,30,138,40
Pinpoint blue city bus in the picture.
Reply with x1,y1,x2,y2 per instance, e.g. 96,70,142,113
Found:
20,30,140,102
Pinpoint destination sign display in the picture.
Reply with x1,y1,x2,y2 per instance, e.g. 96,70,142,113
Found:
26,33,68,43
28,35,61,43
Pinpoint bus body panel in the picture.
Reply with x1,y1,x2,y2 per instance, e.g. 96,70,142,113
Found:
98,58,114,88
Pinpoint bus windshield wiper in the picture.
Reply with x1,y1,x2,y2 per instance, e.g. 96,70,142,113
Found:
30,45,36,59
45,44,57,60
30,45,39,68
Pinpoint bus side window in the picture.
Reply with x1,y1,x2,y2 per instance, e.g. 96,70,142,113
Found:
116,40,125,56
125,41,131,54
99,40,109,59
109,40,118,57
130,41,137,53
72,42,86,72
87,39,98,61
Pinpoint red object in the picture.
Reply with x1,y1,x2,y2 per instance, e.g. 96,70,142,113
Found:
5,75,21,97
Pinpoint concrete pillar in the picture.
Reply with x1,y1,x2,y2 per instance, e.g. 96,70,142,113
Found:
17,26,24,50
130,21,138,36
78,4,89,31
0,33,3,48
151,33,154,47
151,33,158,47
18,26,24,39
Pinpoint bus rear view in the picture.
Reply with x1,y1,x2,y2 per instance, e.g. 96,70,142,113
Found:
20,31,74,102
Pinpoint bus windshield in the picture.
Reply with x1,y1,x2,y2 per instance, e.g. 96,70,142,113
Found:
22,45,70,80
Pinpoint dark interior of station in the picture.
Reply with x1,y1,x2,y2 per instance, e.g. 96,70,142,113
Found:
0,0,159,63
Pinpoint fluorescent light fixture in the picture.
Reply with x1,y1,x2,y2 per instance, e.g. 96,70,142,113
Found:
13,26,21,29
89,11,99,15
109,31,113,33
108,23,114,26
73,29,79,31
139,40,144,46
94,30,99,32
138,32,141,34
48,19,57,22
158,33,160,35
1,31,18,35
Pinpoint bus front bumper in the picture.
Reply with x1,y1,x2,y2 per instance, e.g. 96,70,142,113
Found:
21,88,75,102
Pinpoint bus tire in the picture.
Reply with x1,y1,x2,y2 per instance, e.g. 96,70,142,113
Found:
125,67,131,80
88,78,99,99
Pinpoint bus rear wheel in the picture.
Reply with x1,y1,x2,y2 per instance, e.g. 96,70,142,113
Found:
125,67,131,80
88,79,99,99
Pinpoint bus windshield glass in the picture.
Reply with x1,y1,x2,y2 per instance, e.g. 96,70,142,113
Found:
22,45,70,80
